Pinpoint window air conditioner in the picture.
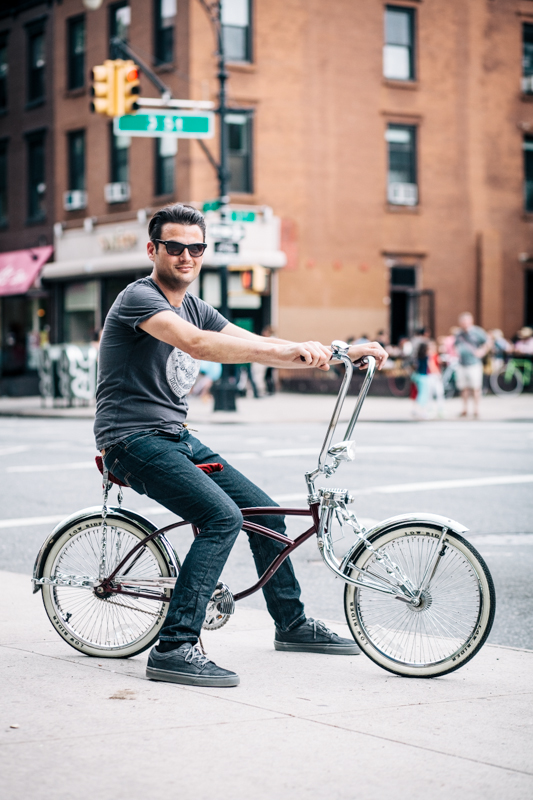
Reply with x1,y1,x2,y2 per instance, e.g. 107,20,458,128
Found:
63,190,87,211
522,75,533,94
104,182,131,204
388,182,418,206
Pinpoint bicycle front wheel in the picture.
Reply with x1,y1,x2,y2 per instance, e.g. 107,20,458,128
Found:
490,365,523,396
344,524,495,677
41,514,177,658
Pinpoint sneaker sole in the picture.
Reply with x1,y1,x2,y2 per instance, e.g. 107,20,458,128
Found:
274,641,361,655
146,666,240,687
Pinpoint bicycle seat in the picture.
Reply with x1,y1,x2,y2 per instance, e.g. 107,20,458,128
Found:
94,456,223,487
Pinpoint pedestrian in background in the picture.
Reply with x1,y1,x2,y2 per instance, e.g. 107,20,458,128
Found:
513,327,533,355
455,312,491,419
252,325,278,396
412,341,430,418
427,339,445,418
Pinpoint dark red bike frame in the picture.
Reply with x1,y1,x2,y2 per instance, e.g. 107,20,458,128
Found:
98,503,322,603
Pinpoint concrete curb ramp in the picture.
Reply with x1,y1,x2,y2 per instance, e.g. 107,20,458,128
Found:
1,570,532,799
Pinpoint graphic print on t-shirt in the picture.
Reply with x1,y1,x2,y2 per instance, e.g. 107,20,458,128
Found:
166,348,200,398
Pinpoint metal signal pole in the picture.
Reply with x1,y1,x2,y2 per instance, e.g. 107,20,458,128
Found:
198,0,238,410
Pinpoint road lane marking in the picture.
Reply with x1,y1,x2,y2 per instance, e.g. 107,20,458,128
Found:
361,474,533,495
2,474,531,530
0,505,173,530
274,473,533,502
7,461,96,473
0,445,31,457
468,534,533,546
5,445,420,472
0,514,67,529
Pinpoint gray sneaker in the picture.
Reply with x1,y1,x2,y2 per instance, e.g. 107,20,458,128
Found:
146,643,240,687
274,618,361,655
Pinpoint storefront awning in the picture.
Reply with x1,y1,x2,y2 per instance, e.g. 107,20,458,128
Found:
0,246,53,297
41,251,152,280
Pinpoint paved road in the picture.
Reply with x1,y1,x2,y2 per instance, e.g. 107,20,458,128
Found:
0,416,531,648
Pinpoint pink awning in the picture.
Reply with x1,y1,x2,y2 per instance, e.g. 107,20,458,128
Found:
0,246,53,297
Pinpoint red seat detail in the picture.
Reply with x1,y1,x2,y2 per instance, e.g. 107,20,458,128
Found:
95,456,224,486
95,456,128,487
196,462,224,474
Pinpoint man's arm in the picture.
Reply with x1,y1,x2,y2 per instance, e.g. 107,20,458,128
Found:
222,321,388,369
139,311,332,369
219,321,291,345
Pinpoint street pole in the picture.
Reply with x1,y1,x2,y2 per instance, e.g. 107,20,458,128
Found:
217,17,231,320
199,0,238,410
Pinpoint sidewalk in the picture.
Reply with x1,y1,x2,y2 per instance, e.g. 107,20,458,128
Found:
0,391,532,423
1,570,531,799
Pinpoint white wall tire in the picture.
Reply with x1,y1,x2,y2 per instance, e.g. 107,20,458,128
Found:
343,524,496,677
41,515,176,658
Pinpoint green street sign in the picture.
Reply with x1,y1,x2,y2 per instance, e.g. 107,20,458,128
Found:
231,210,255,222
113,111,214,139
201,203,256,222
202,200,220,212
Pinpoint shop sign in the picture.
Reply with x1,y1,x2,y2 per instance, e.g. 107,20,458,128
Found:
98,231,138,252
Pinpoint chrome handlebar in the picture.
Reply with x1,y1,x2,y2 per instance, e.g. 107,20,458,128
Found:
305,341,377,499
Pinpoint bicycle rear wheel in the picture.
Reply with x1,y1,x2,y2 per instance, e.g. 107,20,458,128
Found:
41,515,177,658
344,524,495,677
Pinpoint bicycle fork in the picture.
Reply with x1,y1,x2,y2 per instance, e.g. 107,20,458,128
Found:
316,490,447,606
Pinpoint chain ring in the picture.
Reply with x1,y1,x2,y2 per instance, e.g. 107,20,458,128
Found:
202,582,235,630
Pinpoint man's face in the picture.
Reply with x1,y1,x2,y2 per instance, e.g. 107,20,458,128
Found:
459,313,473,331
147,222,205,292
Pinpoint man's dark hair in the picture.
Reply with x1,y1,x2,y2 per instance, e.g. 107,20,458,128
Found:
148,203,206,245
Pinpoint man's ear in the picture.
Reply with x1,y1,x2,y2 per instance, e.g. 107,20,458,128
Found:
147,240,156,262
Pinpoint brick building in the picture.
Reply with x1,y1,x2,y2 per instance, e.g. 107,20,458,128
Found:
0,0,532,392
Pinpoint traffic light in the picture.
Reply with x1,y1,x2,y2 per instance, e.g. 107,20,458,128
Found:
90,60,117,116
116,60,141,116
235,265,268,293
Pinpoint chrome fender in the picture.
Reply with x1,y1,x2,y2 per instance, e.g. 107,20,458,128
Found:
32,505,180,593
341,512,469,575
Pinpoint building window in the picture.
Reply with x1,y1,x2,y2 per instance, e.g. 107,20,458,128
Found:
67,15,85,90
155,136,176,195
0,139,7,227
226,112,252,193
27,130,46,222
523,24,533,93
64,280,99,344
110,128,130,184
222,0,251,63
524,136,533,212
0,33,8,112
27,23,46,104
110,1,130,53
386,124,418,206
155,0,176,65
68,130,85,191
383,5,415,81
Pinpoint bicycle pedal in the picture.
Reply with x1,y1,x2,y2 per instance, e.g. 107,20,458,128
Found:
202,582,235,631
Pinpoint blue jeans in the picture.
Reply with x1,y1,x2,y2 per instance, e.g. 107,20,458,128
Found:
103,429,306,643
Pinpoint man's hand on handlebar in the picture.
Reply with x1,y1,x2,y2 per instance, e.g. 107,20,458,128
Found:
348,341,388,370
292,341,332,370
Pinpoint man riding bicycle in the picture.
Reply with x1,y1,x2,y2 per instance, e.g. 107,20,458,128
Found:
95,203,387,687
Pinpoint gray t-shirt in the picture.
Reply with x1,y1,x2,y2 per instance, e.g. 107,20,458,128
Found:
94,277,227,450
455,326,488,366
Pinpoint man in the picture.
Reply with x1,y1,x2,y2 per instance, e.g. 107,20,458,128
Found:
454,312,490,418
95,204,387,688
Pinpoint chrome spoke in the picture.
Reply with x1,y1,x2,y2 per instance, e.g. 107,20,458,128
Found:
355,534,482,666
49,525,166,650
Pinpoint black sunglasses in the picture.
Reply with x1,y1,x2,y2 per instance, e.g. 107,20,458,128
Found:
155,239,208,257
